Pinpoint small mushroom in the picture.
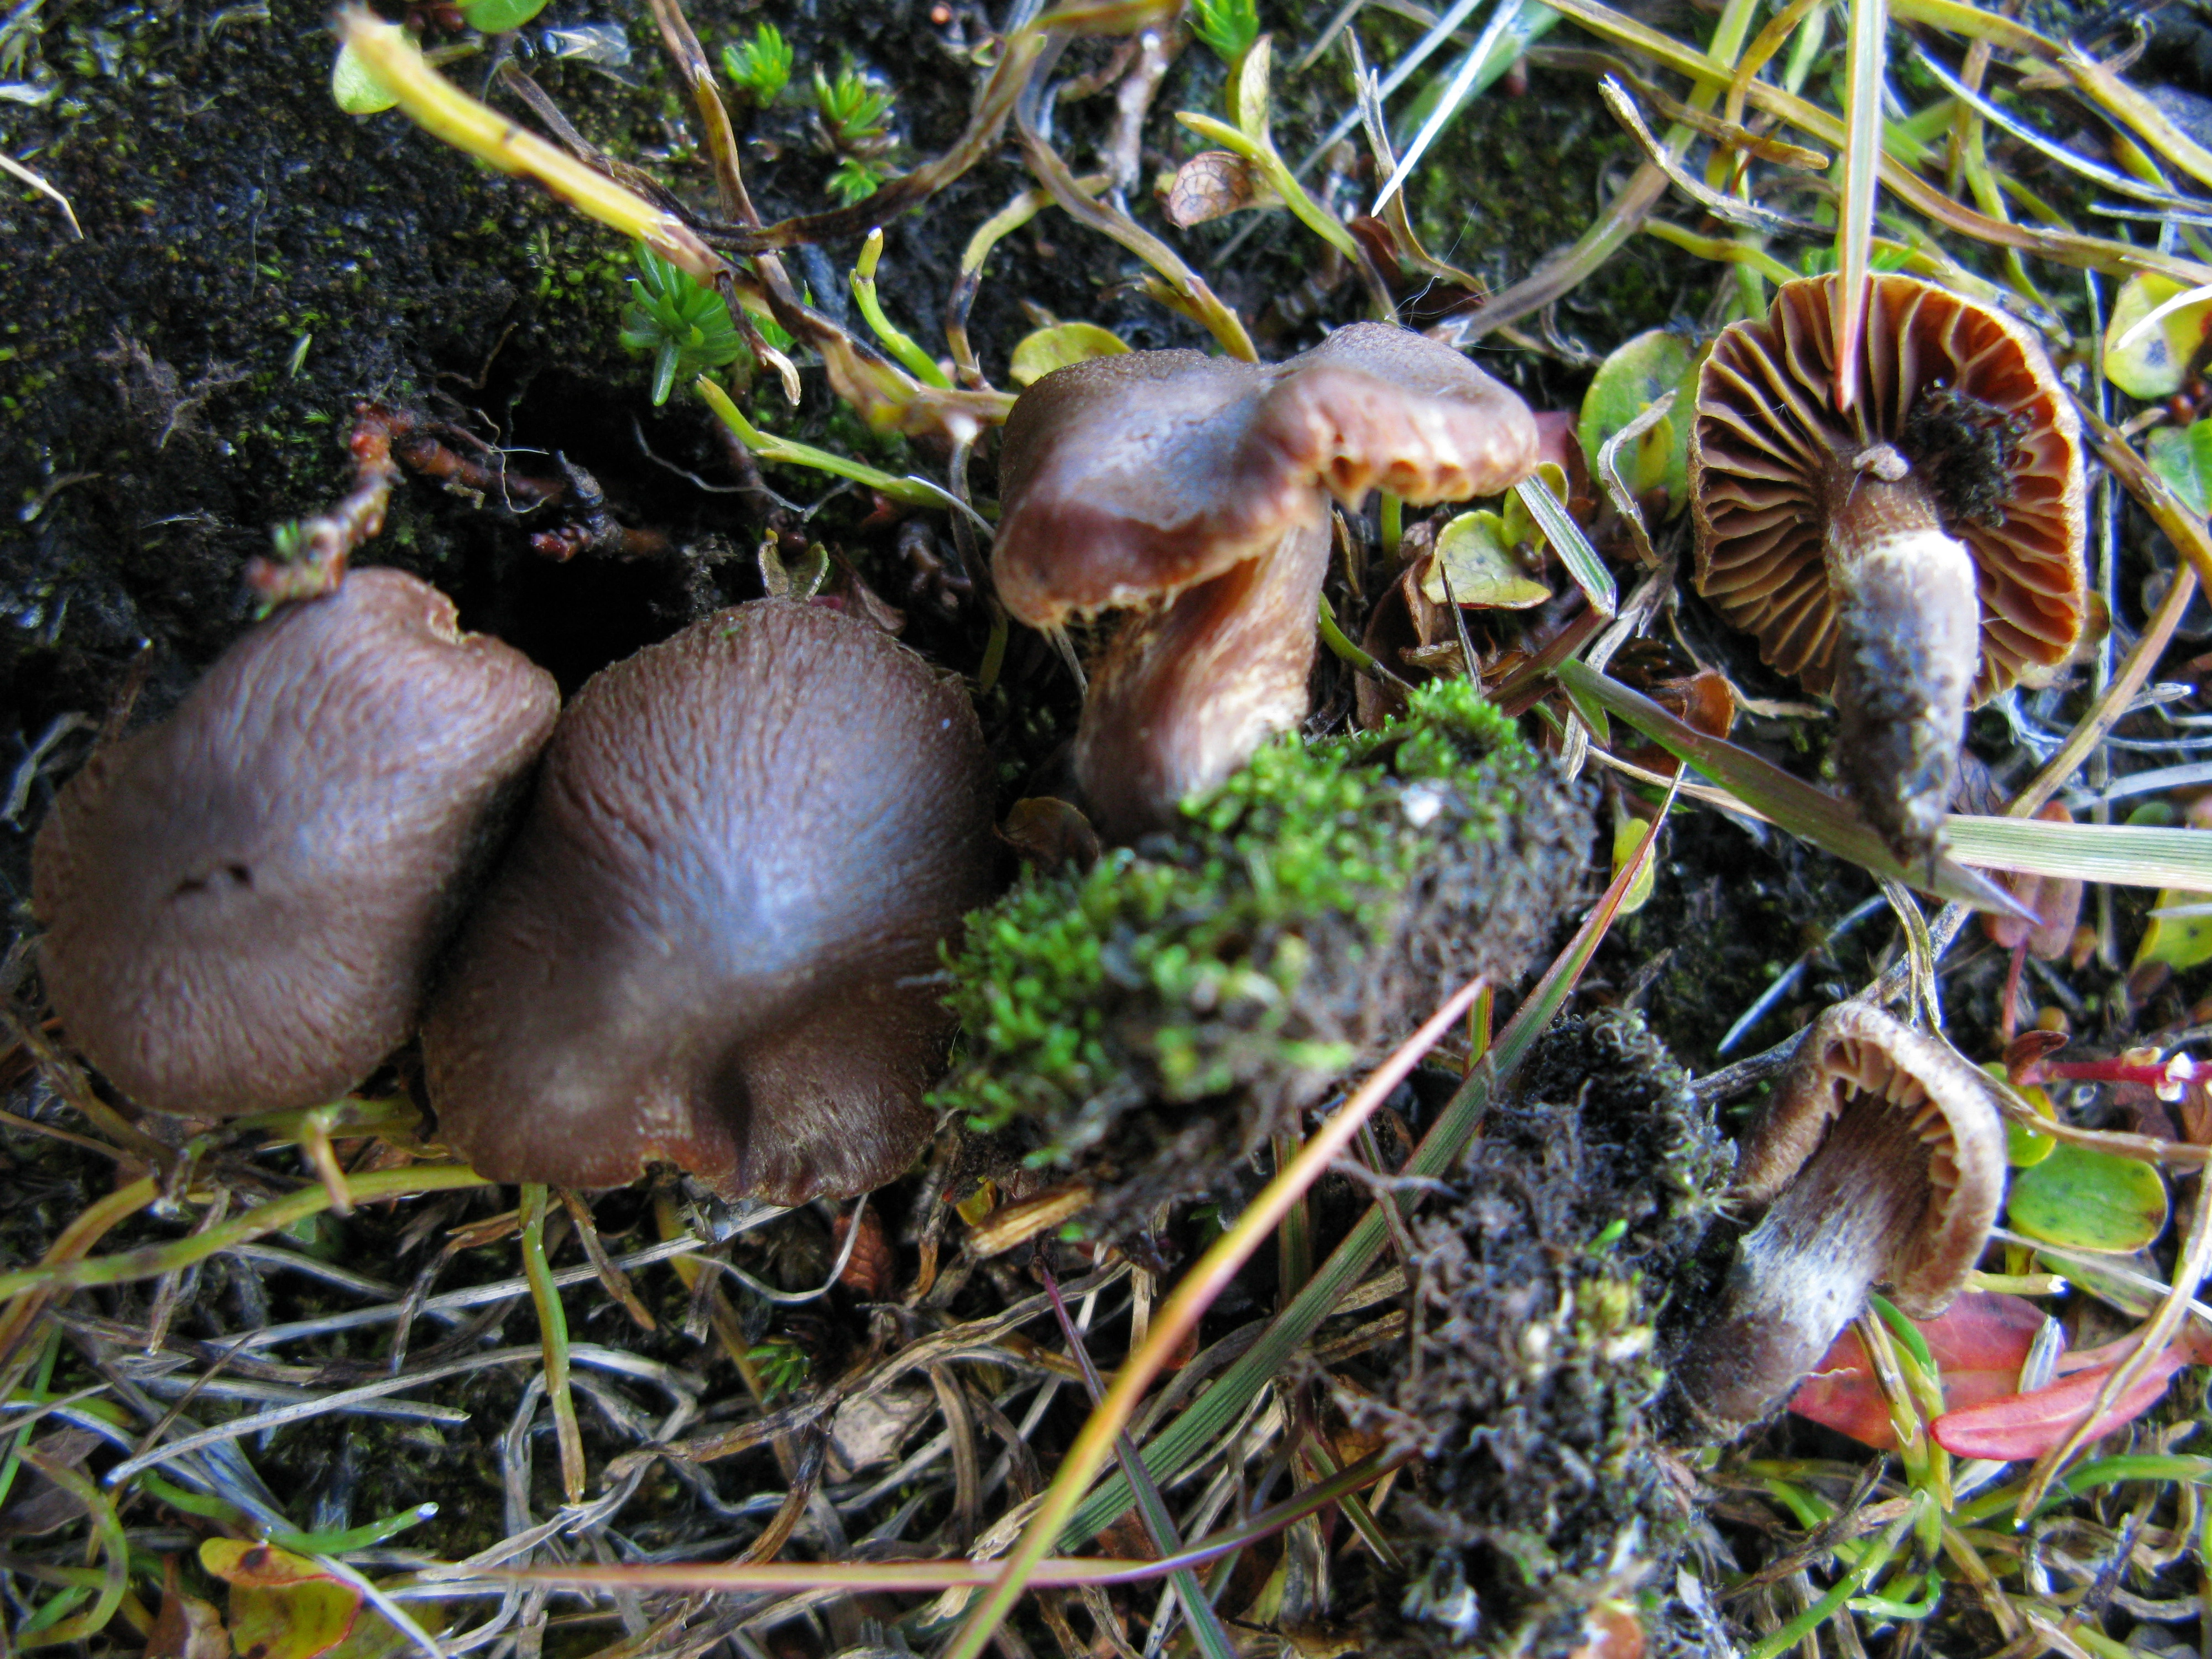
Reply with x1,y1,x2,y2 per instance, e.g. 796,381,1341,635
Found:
1672,1001,2007,1430
1689,274,2087,864
994,322,1539,842
421,599,996,1203
31,567,559,1120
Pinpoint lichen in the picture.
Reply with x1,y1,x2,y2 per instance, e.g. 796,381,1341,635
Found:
1353,1009,1734,1658
935,681,1593,1235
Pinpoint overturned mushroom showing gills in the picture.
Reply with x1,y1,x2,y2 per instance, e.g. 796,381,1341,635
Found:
1672,1001,2006,1430
31,567,559,1120
994,322,1539,842
1690,274,2086,864
423,599,996,1203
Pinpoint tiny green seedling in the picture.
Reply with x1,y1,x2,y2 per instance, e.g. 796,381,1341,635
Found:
1190,0,1260,66
827,156,885,205
721,22,791,105
617,243,742,406
745,1338,812,1403
815,60,893,150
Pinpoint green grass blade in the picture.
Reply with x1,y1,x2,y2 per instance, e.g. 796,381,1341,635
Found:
1515,471,1616,619
1556,659,2031,918
1946,815,2212,890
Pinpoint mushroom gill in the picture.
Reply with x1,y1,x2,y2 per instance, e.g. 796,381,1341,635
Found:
1690,274,2087,864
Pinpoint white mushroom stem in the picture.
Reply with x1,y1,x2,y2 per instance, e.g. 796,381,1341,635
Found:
1673,1088,1934,1427
1824,445,1982,865
1074,508,1333,842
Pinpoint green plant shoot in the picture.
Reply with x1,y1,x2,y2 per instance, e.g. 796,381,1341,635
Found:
1191,0,1260,66
815,61,893,148
619,243,742,406
721,22,792,105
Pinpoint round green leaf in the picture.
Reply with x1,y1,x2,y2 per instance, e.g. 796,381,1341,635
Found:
2007,1142,2169,1254
329,40,397,116
2147,420,2212,519
1420,510,1552,609
1577,328,1699,512
461,0,551,33
2104,273,2212,401
1009,323,1129,388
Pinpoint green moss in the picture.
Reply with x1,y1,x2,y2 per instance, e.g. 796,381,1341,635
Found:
936,682,1592,1233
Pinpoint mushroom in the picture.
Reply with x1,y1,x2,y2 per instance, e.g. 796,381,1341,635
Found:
421,599,997,1203
30,567,559,1120
1689,273,2087,865
994,322,1539,842
1671,1001,2007,1429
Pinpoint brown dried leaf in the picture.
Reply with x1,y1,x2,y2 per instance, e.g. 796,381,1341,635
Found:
1163,150,1267,227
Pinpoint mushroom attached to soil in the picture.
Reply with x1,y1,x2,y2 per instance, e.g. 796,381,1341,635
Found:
1672,1001,2007,1430
31,567,560,1120
994,322,1540,842
422,599,997,1204
1689,273,2088,865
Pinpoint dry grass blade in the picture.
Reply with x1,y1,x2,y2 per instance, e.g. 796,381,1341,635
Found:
1832,0,1886,413
940,976,1493,1659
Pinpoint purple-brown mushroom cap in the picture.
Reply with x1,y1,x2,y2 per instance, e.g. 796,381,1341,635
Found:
421,599,997,1204
994,322,1538,841
31,567,559,1120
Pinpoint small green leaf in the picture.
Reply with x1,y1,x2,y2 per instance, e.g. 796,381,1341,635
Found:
2147,420,2212,519
1420,510,1552,608
2104,273,2212,401
1610,812,1657,916
2008,1143,2169,1254
1987,1067,2055,1167
1009,322,1129,387
460,0,550,33
202,1541,362,1659
330,40,397,115
2136,887,2212,971
1577,328,1700,512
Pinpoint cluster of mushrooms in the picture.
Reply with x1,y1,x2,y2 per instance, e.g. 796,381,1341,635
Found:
30,281,2059,1445
29,322,1553,1209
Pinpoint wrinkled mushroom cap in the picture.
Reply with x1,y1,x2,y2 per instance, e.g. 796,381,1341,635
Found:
422,599,997,1204
1740,1000,2006,1314
994,322,1540,627
31,567,559,1120
1691,273,2087,703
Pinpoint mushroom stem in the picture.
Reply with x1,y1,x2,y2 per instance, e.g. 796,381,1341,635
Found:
1074,509,1332,842
1824,450,1981,865
1673,1088,1931,1426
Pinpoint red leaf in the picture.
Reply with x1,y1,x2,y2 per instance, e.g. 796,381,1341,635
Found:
1931,1342,2192,1460
1788,1293,2047,1448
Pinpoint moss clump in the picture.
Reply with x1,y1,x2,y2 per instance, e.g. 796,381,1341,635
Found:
1355,1009,1733,1658
935,682,1593,1235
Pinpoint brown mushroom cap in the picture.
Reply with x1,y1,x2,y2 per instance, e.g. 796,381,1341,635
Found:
30,567,559,1120
421,599,997,1204
994,322,1537,839
1673,1001,2006,1429
1691,274,2087,703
